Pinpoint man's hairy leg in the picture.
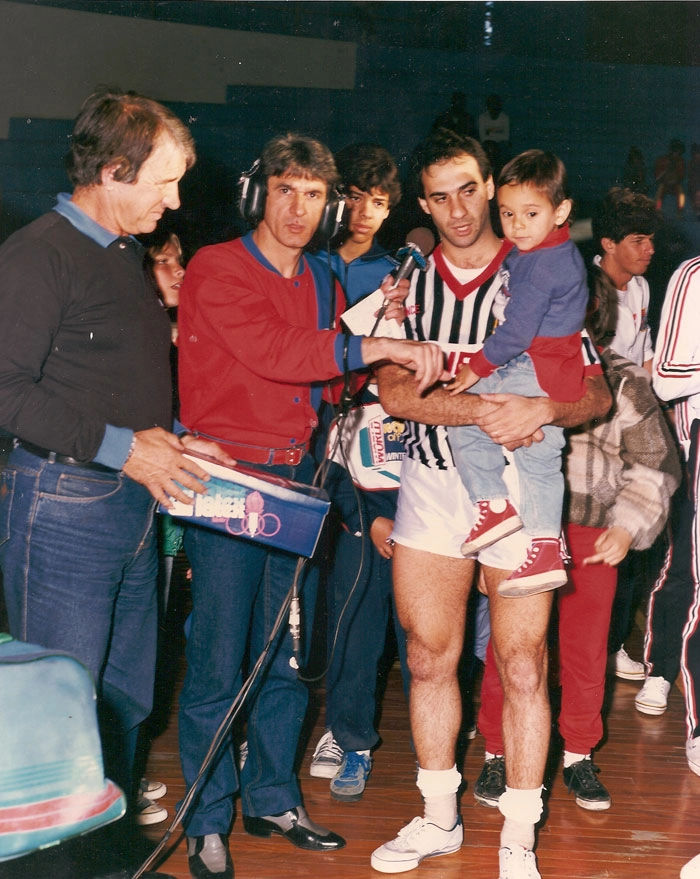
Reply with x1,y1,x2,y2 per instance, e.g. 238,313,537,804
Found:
483,565,553,788
393,544,475,768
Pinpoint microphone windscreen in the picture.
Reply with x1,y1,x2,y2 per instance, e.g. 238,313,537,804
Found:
405,227,436,256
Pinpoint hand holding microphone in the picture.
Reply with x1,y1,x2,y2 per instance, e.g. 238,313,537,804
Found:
370,227,435,335
391,227,436,286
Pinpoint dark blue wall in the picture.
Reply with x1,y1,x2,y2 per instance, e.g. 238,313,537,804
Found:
2,41,700,252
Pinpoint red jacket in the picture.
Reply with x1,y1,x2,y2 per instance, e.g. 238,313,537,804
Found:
178,234,351,450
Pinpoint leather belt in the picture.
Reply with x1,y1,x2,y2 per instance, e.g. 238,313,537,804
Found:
223,441,307,467
15,440,117,473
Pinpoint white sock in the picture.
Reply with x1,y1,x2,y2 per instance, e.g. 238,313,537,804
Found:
563,751,589,769
500,818,535,851
423,792,459,830
498,786,543,851
416,765,461,830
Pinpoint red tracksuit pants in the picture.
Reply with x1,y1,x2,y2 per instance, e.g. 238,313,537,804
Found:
478,522,619,755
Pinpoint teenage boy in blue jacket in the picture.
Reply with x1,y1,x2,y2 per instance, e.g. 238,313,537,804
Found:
311,143,407,802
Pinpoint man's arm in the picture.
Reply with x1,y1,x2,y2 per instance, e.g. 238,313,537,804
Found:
376,363,500,425
361,338,450,397
377,365,612,447
475,374,612,445
182,249,445,394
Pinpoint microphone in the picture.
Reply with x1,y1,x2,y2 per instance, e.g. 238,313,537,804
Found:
391,227,435,288
370,227,435,335
289,590,301,670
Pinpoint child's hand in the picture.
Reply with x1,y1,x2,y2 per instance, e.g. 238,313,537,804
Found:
449,364,479,395
582,526,633,567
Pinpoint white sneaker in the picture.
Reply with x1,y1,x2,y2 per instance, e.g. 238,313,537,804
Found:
139,777,167,800
370,816,463,873
135,794,168,825
635,676,671,715
687,737,700,776
682,853,700,878
614,647,645,681
499,846,541,879
310,729,344,778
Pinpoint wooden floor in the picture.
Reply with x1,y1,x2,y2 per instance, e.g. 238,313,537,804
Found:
5,568,699,879
124,591,700,879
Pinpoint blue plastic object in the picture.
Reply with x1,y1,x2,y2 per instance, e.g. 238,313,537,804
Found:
0,635,125,861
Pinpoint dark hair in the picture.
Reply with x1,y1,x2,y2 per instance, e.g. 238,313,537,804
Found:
142,231,184,314
498,149,569,207
334,143,401,207
591,187,660,245
586,263,619,348
409,128,491,197
259,133,338,190
486,94,503,113
143,230,183,272
66,87,196,188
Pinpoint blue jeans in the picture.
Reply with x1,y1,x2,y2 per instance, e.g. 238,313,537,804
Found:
447,353,566,538
0,445,158,799
178,457,319,837
325,520,408,752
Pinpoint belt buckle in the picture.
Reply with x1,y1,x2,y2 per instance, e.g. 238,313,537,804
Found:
284,447,302,466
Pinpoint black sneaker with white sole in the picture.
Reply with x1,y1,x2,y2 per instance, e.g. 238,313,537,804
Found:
562,758,611,810
473,755,506,807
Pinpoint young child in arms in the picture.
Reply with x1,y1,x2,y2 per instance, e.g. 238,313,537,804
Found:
447,149,589,597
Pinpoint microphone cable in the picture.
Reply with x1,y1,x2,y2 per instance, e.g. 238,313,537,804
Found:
131,562,304,879
296,395,370,687
298,242,413,685
132,238,389,876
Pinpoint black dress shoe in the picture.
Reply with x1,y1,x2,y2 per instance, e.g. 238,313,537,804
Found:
187,833,234,879
242,806,345,851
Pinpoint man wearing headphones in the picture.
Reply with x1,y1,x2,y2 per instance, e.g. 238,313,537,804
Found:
176,133,448,879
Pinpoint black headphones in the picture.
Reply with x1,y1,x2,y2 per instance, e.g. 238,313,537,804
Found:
237,158,347,243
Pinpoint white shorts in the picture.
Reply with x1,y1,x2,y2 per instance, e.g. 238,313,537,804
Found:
392,456,530,569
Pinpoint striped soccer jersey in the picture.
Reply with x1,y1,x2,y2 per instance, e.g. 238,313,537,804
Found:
401,242,599,470
402,248,499,470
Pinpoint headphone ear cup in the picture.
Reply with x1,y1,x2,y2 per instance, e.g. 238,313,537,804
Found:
238,159,266,225
317,191,348,242
239,167,347,239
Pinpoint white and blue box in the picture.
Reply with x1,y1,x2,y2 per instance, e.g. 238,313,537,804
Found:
160,453,330,558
